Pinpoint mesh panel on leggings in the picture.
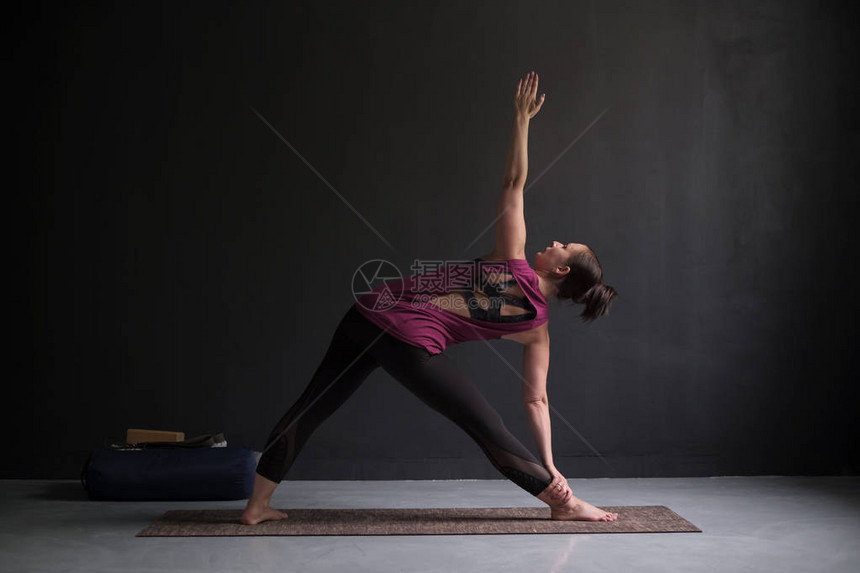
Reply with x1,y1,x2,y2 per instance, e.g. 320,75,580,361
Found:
257,421,299,483
467,427,552,495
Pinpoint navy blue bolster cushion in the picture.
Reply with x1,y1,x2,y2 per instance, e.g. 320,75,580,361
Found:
82,447,257,501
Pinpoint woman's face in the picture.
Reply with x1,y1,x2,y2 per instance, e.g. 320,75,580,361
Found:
534,240,587,273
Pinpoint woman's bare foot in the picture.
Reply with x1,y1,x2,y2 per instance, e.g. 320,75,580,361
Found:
551,495,618,522
240,504,288,525
240,473,287,525
537,478,618,521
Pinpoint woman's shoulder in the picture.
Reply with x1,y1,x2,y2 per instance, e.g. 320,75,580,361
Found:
475,252,531,266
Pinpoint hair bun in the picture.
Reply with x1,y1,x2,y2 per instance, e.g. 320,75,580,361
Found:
580,282,618,323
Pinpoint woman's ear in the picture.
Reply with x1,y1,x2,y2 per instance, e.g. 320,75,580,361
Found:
554,265,571,277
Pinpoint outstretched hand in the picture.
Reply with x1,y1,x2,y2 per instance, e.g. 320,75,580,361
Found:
514,71,545,119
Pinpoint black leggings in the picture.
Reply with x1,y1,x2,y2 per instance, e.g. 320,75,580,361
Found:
256,304,553,496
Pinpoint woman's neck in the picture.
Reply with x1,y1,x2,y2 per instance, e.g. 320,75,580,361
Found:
536,271,559,300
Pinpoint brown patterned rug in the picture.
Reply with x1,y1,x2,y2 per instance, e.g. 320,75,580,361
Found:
137,506,701,536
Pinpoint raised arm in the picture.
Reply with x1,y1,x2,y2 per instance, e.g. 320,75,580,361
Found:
489,72,545,261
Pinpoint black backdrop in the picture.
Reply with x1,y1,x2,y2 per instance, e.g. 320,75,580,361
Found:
12,0,859,479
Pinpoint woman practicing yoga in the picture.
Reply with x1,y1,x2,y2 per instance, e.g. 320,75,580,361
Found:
241,71,619,525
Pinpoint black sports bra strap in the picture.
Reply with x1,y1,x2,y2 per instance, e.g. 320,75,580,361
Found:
499,293,528,309
450,258,535,323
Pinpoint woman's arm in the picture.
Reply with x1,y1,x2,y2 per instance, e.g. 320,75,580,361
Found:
521,333,554,466
489,72,545,261
522,332,572,501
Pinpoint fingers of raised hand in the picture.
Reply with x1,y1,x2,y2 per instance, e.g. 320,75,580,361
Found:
516,72,546,114
518,72,534,93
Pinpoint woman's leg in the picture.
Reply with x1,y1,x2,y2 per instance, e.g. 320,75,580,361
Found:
367,337,554,495
368,337,616,521
242,306,381,524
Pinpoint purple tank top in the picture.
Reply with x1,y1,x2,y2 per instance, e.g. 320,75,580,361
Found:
355,257,549,355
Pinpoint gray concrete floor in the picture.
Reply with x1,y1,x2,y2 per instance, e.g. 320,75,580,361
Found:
1,476,858,572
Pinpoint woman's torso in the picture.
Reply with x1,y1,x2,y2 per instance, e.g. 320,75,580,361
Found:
355,255,548,355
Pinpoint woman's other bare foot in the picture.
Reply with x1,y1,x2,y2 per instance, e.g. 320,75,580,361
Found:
240,504,288,525
551,495,618,522
240,473,288,525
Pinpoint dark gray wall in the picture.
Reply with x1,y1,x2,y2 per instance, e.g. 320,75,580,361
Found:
12,0,858,479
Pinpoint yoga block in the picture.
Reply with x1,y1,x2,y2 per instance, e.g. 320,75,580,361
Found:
126,428,185,444
82,447,256,501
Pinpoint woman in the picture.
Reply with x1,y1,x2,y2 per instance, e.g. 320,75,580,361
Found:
241,71,619,525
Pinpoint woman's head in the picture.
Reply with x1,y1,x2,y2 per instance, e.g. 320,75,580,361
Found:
534,241,618,322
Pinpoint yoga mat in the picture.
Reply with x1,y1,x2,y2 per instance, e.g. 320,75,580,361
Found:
137,506,701,536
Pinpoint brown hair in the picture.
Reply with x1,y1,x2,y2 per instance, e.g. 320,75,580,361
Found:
555,248,618,322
